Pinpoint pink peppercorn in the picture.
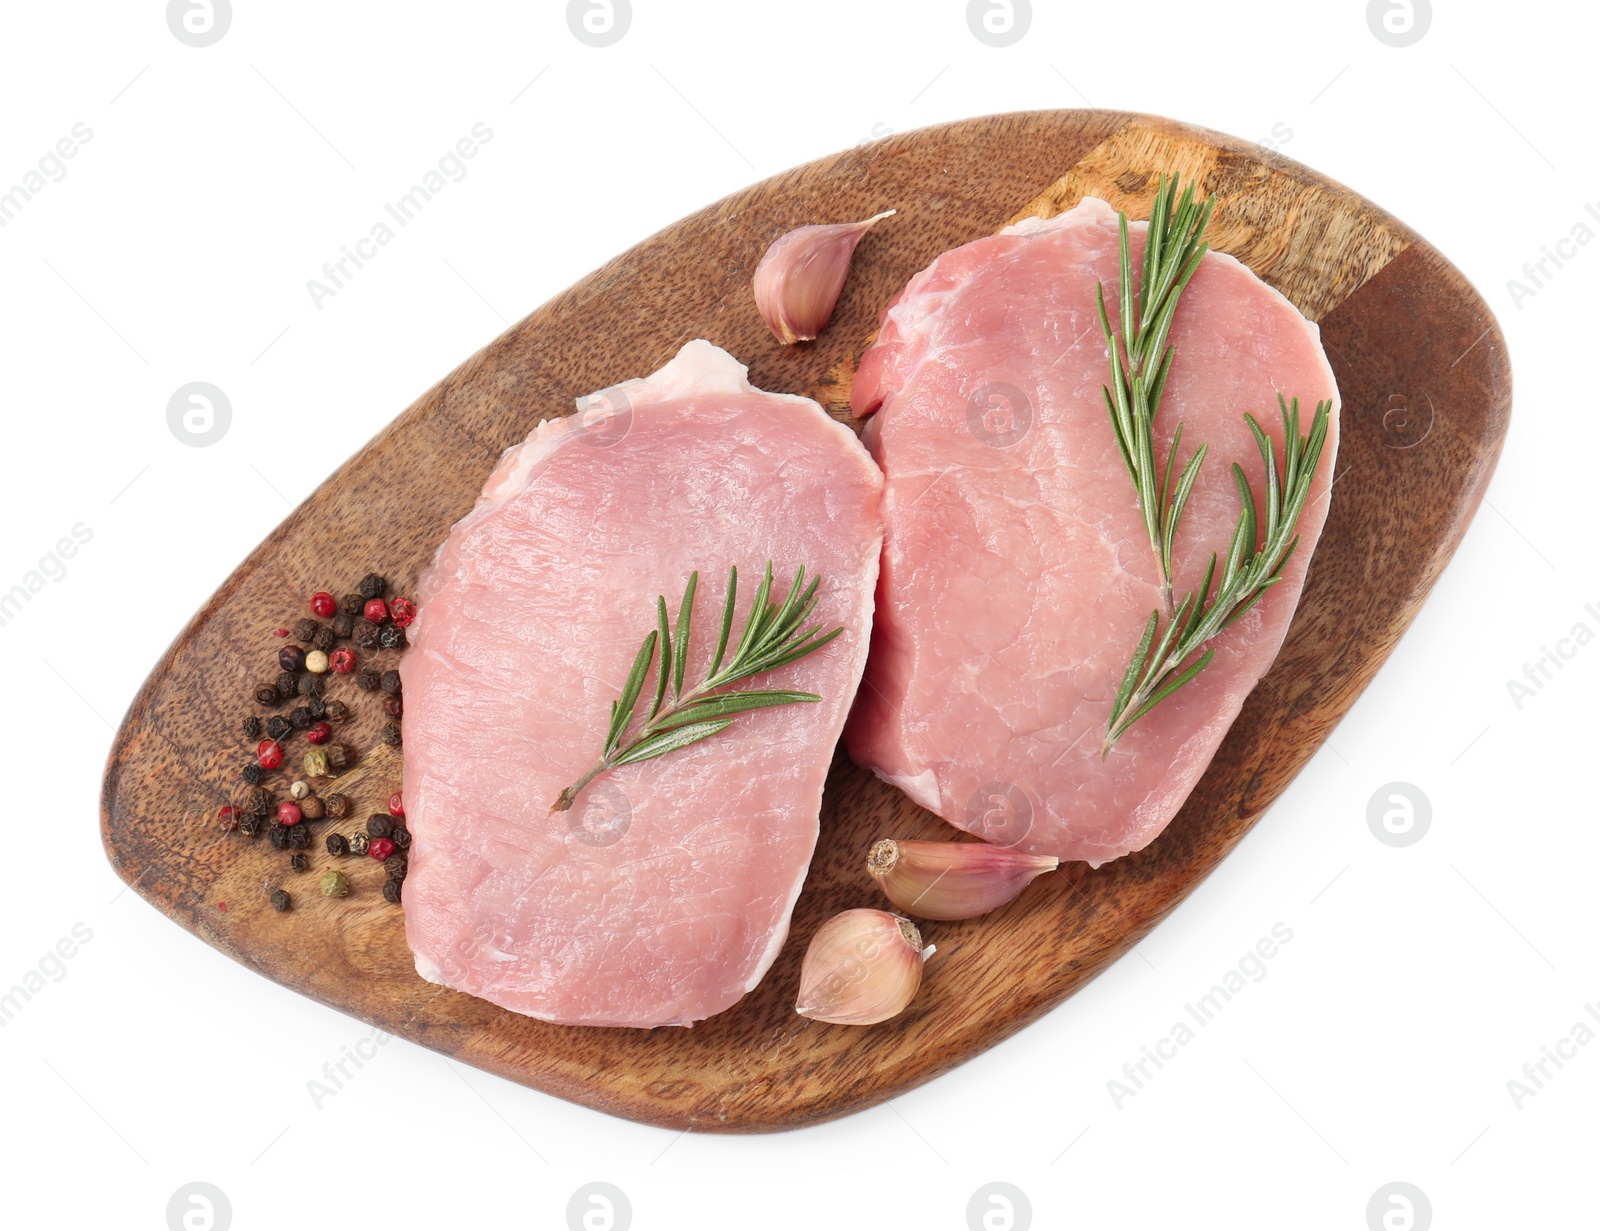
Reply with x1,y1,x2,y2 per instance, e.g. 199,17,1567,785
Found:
305,721,332,745
363,598,389,624
328,648,356,674
368,837,396,861
388,596,416,628
310,591,337,618
257,739,284,769
388,791,405,818
278,801,303,826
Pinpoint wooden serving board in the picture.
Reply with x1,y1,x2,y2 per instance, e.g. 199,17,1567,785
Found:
101,112,1510,1131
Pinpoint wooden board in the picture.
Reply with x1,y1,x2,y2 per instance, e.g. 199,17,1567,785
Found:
101,111,1510,1132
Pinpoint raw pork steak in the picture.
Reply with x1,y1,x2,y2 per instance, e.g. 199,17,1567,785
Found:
401,341,882,1027
846,197,1339,863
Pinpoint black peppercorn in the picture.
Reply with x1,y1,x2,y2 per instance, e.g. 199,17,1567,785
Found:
290,706,312,731
326,832,349,856
323,699,350,724
255,685,280,707
359,573,388,600
355,669,381,692
323,793,350,820
308,696,327,721
287,823,312,850
390,824,410,850
383,878,403,904
242,764,264,786
324,743,351,770
340,592,365,617
271,889,292,912
298,673,324,699
366,813,393,839
276,671,298,700
349,832,370,855
331,612,355,640
354,620,380,649
268,822,290,850
290,852,308,872
278,645,306,672
382,695,404,719
380,670,402,695
265,715,292,741
312,624,337,653
384,853,407,879
242,715,262,740
239,814,264,837
294,618,319,643
379,625,408,651
380,721,402,747
246,786,272,815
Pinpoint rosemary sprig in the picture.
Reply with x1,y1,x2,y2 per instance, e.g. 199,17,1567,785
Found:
550,562,843,813
1097,175,1216,619
1102,395,1332,755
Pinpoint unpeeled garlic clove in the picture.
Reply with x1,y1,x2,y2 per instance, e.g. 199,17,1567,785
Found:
752,210,895,344
867,838,1058,921
795,908,927,1025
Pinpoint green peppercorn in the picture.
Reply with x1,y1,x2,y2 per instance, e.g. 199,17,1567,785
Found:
323,793,350,820
275,671,298,700
300,794,326,821
380,722,402,747
379,625,407,651
323,700,350,724
380,670,402,695
242,715,262,740
272,889,292,911
303,749,331,778
320,870,350,898
266,715,292,741
340,592,365,617
290,852,308,873
383,878,403,904
326,832,349,856
366,813,393,839
242,764,264,786
294,618,320,643
359,573,388,600
349,832,369,856
384,853,407,879
355,669,381,692
390,824,410,850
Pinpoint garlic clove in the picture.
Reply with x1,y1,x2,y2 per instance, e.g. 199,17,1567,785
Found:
794,908,926,1026
753,210,895,344
866,838,1058,921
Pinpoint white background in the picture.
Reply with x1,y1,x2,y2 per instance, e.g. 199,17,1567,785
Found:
0,2,1593,1228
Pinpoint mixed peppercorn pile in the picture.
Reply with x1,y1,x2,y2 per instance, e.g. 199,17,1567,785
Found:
219,572,414,913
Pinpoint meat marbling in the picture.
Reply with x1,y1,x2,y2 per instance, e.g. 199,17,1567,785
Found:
845,196,1340,863
401,340,883,1027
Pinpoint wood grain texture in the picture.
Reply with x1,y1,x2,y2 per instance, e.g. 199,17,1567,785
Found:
100,111,1510,1132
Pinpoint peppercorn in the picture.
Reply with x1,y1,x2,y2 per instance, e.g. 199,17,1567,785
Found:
384,853,407,879
380,722,402,747
331,612,355,640
217,805,240,831
310,591,337,618
272,889,292,911
359,573,388,600
368,837,396,861
387,792,405,818
275,671,298,700
324,743,351,770
388,596,417,628
348,832,369,856
238,814,264,836
379,625,408,651
287,822,312,850
268,822,290,849
340,592,365,617
305,721,331,745
290,852,308,872
312,624,337,653
257,739,284,769
300,794,326,821
355,669,381,692
326,832,349,856
323,700,350,724
305,650,329,674
303,749,330,778
354,620,380,650
366,813,394,839
290,705,312,731
246,786,272,815
363,598,389,625
288,779,309,800
383,695,403,719
323,793,350,819
329,648,356,674
279,801,303,826
390,824,410,850
255,685,280,707
320,870,350,898
294,618,319,643
278,645,306,672
242,763,264,785
242,716,261,740
261,716,287,742
308,696,327,721
380,670,402,696
383,878,403,904
297,673,324,699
